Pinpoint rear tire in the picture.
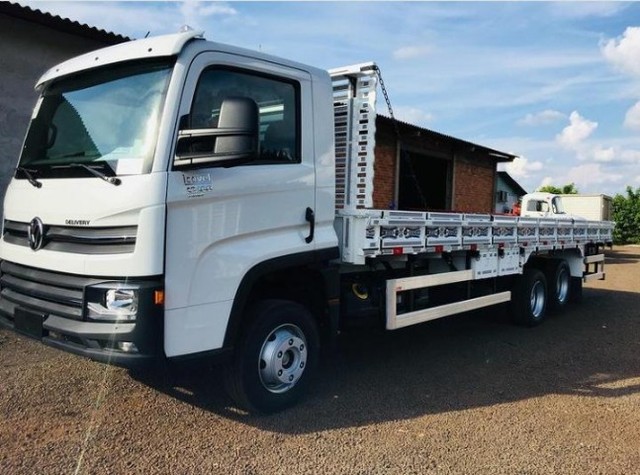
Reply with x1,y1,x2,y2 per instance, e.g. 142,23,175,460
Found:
511,268,548,327
547,260,571,311
225,300,319,414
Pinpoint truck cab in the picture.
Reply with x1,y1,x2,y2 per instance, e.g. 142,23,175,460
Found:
0,30,338,371
520,192,579,219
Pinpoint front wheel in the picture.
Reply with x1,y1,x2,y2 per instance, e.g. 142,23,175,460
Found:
511,268,548,327
225,300,319,414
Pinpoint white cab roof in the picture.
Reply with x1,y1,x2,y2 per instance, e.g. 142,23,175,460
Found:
525,192,558,201
36,30,205,89
36,30,330,90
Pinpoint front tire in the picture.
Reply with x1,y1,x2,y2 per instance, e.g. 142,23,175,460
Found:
225,300,319,414
511,268,548,327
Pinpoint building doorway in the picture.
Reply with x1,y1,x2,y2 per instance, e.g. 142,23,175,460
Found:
398,150,451,211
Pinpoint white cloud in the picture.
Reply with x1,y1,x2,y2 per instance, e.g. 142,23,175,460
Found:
556,111,597,149
624,101,640,130
394,106,434,125
602,27,640,77
517,110,565,126
551,2,626,19
621,149,640,163
499,156,544,180
592,146,615,162
566,163,623,187
539,176,554,189
393,45,433,60
180,1,237,31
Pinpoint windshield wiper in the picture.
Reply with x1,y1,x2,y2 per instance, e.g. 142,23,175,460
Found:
66,163,121,186
16,167,42,188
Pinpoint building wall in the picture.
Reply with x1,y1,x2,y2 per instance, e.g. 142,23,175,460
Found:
453,155,495,213
372,123,397,209
0,14,116,214
373,118,498,213
494,174,521,214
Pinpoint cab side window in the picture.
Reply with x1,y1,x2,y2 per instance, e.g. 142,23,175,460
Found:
527,200,548,212
191,68,299,164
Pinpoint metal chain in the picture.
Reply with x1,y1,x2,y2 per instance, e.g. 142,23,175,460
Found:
374,65,427,210
374,65,401,140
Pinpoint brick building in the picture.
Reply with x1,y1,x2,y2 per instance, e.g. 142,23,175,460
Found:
373,116,516,214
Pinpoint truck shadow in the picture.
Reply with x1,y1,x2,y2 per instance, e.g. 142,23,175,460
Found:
604,249,640,265
131,286,640,434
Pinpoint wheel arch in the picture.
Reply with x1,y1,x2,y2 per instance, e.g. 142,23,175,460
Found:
223,247,340,348
523,250,584,277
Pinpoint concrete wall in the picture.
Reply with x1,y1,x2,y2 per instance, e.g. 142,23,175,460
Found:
0,14,113,214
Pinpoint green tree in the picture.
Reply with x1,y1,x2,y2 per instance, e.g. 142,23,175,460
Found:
612,186,640,244
537,183,579,194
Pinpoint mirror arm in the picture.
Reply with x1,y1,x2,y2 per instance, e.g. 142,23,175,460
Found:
178,127,254,139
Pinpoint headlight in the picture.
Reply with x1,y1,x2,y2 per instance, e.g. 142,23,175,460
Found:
106,289,138,311
87,288,139,322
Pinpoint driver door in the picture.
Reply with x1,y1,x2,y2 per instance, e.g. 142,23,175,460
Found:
163,52,316,357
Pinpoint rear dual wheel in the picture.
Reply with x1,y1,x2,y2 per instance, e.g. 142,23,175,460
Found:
547,260,571,311
511,268,548,326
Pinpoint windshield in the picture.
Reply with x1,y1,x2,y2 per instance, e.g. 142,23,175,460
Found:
19,59,174,179
552,196,565,214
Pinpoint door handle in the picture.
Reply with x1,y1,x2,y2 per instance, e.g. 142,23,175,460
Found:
305,207,315,244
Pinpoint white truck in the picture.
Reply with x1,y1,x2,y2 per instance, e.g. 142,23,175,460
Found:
0,30,614,413
519,192,612,221
559,194,613,221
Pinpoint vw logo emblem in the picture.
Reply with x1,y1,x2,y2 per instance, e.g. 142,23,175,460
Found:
27,217,44,251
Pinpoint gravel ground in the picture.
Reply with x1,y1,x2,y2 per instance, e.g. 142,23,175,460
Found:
1,246,639,474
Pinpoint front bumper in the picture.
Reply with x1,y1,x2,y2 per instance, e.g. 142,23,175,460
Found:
0,314,160,367
0,261,163,368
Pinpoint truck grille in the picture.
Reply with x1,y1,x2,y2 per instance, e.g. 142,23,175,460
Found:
0,261,106,321
2,220,137,254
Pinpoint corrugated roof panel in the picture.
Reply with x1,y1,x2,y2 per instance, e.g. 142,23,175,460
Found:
1,2,130,44
377,114,517,162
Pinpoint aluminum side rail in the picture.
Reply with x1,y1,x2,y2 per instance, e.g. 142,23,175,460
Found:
337,209,614,265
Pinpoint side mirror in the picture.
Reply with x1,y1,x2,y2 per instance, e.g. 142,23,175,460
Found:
174,97,259,168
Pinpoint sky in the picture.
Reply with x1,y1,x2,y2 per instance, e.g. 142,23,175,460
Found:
17,0,640,196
